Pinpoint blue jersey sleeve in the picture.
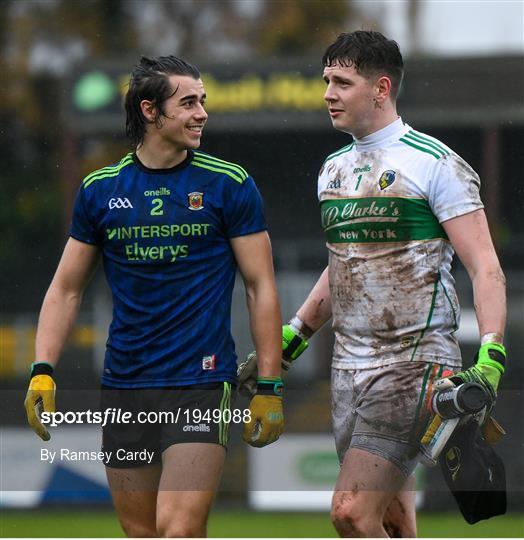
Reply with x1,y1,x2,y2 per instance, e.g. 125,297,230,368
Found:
223,176,267,238
70,184,102,245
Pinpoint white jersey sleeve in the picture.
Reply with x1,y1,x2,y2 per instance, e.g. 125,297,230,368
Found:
428,154,484,223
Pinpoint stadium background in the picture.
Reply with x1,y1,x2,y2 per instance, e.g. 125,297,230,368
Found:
1,0,523,537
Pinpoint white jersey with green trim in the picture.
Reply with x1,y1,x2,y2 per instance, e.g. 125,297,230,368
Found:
318,118,483,369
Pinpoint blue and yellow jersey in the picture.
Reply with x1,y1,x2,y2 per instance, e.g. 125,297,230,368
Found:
71,150,266,388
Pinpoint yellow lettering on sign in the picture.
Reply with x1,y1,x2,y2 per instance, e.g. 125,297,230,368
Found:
202,73,325,112
117,72,325,112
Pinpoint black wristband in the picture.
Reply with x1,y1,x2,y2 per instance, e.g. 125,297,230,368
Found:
30,362,54,379
256,380,284,397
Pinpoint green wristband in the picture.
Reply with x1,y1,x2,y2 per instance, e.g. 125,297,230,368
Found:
30,361,54,379
256,377,284,396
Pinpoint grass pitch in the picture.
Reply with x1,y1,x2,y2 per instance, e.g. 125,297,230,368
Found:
0,509,522,537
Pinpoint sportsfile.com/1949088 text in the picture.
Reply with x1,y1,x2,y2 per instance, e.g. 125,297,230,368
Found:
39,407,251,427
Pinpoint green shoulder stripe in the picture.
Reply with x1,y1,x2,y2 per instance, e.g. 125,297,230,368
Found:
324,142,355,163
83,154,134,189
405,130,450,157
191,159,246,184
411,130,452,155
399,137,441,160
193,151,248,179
403,132,446,157
82,153,133,183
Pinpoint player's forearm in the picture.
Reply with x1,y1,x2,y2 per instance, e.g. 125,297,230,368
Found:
471,265,506,342
35,283,84,366
245,279,282,378
295,266,332,333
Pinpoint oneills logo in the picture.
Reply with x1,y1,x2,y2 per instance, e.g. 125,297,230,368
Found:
379,170,396,190
188,192,204,211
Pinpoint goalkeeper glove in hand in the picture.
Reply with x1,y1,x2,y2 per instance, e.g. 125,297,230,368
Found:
435,342,506,403
237,322,310,397
237,351,259,398
24,362,56,441
243,377,284,447
281,323,309,368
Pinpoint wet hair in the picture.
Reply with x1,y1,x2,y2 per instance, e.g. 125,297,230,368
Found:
125,55,200,148
322,30,404,99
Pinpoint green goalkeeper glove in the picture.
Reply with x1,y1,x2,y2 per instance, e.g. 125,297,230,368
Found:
237,321,310,397
24,362,56,441
281,323,310,367
243,377,284,447
435,342,506,404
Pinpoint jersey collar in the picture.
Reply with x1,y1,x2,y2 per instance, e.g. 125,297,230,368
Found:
132,150,193,174
354,117,409,152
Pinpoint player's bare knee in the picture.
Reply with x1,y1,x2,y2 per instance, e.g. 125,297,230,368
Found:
331,512,360,538
331,492,377,537
331,510,367,538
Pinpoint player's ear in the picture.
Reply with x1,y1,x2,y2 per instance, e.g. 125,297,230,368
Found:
375,76,392,104
140,99,157,123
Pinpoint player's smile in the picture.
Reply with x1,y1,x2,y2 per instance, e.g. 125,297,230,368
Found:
186,124,205,136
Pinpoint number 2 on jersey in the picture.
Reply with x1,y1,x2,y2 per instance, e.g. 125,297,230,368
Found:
150,198,164,216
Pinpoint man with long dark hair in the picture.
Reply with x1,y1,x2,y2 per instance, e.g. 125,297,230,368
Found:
25,55,284,537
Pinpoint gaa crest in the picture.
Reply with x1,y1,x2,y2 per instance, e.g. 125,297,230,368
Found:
188,191,204,211
202,355,216,370
379,170,396,190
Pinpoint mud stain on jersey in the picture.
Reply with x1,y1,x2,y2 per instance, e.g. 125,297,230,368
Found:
424,271,439,285
321,146,461,365
443,154,481,200
382,307,395,331
330,240,445,359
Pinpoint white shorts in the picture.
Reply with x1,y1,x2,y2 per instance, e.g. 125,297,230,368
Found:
331,361,455,476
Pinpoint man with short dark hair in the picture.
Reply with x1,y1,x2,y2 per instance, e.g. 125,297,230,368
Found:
24,55,284,537
240,30,507,537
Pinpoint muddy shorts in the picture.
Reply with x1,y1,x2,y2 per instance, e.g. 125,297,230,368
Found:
332,362,455,477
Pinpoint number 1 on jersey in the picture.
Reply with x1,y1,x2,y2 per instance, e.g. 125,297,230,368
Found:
355,174,363,191
150,198,164,216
